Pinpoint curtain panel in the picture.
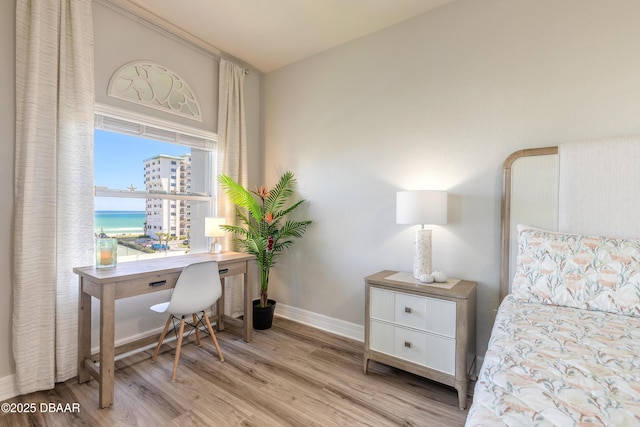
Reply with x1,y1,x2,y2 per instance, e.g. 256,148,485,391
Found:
217,59,248,317
14,0,94,394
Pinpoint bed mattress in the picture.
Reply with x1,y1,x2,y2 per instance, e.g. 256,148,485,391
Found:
466,295,640,426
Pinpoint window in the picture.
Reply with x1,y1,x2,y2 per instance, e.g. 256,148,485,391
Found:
94,104,217,262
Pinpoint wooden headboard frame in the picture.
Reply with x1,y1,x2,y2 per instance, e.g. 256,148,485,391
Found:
499,146,558,301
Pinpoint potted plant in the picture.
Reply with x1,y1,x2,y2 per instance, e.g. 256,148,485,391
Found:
218,171,311,329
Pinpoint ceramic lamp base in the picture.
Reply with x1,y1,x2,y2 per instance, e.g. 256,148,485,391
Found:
413,228,432,279
210,240,222,254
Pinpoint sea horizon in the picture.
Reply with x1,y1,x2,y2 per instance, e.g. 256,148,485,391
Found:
95,210,146,236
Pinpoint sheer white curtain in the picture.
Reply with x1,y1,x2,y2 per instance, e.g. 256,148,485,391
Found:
217,59,248,316
14,0,94,394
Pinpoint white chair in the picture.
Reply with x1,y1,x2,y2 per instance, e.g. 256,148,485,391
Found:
150,260,224,381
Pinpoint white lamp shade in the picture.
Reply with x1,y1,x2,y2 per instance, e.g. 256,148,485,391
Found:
204,217,226,237
396,190,447,225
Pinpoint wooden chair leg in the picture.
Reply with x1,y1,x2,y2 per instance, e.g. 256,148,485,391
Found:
152,315,173,362
192,313,201,346
203,312,224,362
171,318,186,382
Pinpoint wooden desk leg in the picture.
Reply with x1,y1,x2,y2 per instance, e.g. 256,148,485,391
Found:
244,260,253,342
99,283,116,409
77,277,92,384
217,277,225,332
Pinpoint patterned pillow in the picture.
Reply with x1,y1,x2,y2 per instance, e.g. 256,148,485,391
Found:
512,225,640,316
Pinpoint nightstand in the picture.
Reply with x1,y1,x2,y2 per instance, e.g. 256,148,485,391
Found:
363,270,477,410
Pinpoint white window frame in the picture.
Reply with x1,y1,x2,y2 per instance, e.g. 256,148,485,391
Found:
94,103,218,255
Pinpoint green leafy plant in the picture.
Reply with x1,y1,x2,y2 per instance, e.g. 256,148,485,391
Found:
218,171,311,308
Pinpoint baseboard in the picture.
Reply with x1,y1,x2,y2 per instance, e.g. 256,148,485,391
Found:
275,303,364,342
0,374,18,403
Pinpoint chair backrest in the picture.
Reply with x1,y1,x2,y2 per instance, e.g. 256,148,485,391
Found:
167,261,222,315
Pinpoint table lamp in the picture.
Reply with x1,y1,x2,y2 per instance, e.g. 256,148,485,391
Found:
205,217,226,253
396,190,448,279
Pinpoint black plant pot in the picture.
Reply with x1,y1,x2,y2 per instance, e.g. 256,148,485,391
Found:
253,299,276,330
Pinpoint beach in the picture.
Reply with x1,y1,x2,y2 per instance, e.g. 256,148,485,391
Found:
95,210,146,237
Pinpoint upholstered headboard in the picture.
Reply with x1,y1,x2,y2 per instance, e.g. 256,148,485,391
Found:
500,136,640,301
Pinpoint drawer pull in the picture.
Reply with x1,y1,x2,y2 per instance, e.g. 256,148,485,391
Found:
219,268,229,274
404,341,412,348
149,280,167,287
404,307,412,313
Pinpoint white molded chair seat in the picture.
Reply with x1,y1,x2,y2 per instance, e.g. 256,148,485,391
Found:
150,260,224,381
150,301,170,313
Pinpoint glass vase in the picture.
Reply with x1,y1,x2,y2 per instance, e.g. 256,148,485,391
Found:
96,238,117,268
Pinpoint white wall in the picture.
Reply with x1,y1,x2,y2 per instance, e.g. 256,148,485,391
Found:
263,0,640,356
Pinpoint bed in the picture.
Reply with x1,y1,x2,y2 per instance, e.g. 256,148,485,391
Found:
465,138,640,426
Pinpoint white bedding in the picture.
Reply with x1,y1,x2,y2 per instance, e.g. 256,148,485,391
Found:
466,295,640,426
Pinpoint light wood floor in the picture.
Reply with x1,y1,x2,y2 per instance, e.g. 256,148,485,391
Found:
1,318,471,426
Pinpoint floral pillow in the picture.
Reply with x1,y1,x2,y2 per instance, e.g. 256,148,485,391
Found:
512,225,640,317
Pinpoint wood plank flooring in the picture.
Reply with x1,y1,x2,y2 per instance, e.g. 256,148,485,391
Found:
1,318,470,426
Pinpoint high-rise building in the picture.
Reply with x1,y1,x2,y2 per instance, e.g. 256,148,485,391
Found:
144,154,191,240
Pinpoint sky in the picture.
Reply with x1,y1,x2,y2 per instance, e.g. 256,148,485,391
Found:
94,129,190,211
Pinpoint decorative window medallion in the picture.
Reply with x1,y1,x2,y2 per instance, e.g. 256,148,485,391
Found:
108,61,202,121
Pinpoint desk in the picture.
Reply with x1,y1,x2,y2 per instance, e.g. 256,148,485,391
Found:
74,252,255,408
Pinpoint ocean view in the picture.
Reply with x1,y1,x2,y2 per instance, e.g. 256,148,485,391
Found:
95,211,146,236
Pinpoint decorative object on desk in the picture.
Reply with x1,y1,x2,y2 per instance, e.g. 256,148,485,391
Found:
432,270,448,283
96,238,117,268
419,273,434,283
218,171,312,328
397,190,447,279
205,217,226,253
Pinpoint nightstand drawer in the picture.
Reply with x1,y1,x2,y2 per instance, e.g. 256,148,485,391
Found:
370,320,456,374
370,287,456,337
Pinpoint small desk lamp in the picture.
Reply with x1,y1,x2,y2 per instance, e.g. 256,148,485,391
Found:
205,217,226,254
396,190,448,279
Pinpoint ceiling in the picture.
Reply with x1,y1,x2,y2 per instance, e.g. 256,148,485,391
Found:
120,0,455,73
